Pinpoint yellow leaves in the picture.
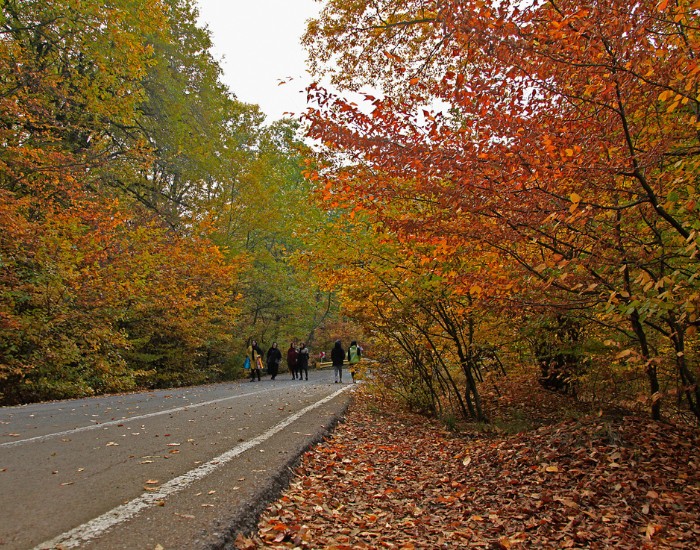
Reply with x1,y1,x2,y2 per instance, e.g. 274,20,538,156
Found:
658,89,674,102
582,83,599,97
659,90,691,113
569,192,582,213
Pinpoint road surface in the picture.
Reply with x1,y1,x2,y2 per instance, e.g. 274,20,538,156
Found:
0,369,354,549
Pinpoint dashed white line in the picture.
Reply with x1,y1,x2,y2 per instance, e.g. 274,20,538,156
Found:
0,387,275,449
33,385,351,550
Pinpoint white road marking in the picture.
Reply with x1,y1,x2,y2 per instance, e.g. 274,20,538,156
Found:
33,385,351,550
0,386,276,449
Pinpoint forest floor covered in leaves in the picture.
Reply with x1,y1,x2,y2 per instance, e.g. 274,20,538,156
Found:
235,375,700,549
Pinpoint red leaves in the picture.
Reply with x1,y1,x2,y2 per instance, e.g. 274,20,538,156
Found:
238,384,700,549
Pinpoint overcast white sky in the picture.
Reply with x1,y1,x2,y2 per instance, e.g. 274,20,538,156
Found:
195,0,324,122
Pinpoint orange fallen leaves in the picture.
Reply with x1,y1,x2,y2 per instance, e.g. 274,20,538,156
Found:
237,385,700,549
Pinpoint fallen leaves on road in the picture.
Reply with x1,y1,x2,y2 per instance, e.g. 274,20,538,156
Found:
236,385,700,549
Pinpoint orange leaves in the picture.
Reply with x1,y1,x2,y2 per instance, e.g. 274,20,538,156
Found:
383,50,404,63
242,386,700,549
0,190,242,402
541,135,557,156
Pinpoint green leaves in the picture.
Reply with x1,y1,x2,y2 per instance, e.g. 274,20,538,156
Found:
0,0,264,402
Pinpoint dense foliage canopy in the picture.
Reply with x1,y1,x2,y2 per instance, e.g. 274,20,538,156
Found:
0,0,327,404
4,0,699,425
302,0,700,423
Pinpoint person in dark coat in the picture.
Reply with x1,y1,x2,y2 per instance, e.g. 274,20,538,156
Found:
266,342,282,380
331,340,345,383
287,342,299,379
297,342,310,381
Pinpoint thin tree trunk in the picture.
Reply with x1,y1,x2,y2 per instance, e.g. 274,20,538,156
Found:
668,316,700,422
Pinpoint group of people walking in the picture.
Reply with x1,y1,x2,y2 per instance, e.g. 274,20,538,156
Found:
246,339,309,381
246,338,360,383
286,342,310,381
331,339,361,383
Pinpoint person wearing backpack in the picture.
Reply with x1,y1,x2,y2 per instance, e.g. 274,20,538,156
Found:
347,340,361,383
248,339,264,382
331,340,345,383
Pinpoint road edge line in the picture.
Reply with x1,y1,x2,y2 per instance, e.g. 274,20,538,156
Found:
33,385,352,550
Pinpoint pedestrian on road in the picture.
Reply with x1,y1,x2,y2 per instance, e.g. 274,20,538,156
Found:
331,340,345,383
287,342,299,379
266,342,282,380
348,340,362,383
297,342,310,381
248,339,263,382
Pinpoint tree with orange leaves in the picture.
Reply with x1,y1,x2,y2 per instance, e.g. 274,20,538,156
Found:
303,0,700,421
0,0,248,402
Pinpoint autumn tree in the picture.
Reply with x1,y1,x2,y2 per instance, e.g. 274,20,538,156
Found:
204,118,336,356
0,0,250,402
300,191,518,421
303,0,700,421
0,0,162,400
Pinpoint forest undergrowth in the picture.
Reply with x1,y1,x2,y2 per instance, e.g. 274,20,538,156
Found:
235,375,700,549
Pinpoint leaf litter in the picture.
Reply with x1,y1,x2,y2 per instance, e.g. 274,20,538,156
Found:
236,382,699,549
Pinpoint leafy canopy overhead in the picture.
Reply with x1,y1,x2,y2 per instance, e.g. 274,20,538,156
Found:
302,0,700,421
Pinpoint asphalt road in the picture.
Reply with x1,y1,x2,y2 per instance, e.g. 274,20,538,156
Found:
0,369,354,549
